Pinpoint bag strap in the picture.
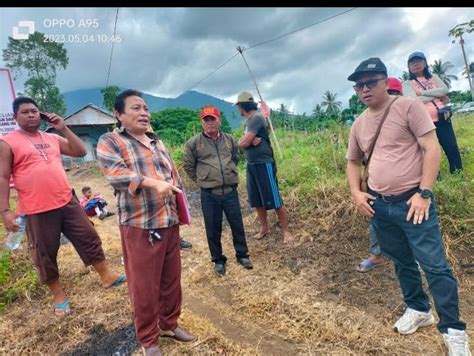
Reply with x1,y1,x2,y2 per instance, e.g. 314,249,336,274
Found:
363,96,399,174
414,78,440,110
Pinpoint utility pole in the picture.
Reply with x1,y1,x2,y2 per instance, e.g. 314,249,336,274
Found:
236,46,283,159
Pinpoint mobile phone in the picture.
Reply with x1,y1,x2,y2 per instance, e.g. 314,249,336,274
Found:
40,113,52,122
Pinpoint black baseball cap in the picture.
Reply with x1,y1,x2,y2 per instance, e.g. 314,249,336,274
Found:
407,51,427,64
347,57,388,82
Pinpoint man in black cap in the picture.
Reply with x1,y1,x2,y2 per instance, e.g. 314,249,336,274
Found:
345,58,470,355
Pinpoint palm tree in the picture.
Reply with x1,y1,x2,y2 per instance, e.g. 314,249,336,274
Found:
461,62,474,79
311,104,324,118
321,91,342,116
430,59,458,89
279,103,288,116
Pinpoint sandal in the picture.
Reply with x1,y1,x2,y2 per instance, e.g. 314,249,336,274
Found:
108,273,126,288
54,300,73,316
356,258,385,273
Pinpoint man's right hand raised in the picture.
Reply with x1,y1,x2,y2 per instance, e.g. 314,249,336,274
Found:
351,190,376,217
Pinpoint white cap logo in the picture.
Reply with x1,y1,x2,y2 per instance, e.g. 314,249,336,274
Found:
367,64,376,69
12,21,35,40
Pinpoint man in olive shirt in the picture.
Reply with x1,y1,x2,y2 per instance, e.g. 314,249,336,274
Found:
183,105,252,277
235,91,294,244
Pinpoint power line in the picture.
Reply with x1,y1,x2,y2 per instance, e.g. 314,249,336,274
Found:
244,7,357,51
105,8,119,90
183,8,357,92
184,52,239,93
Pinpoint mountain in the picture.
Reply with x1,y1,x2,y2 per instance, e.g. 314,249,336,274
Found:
63,89,242,128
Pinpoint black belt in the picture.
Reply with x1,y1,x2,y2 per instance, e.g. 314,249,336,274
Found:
369,186,420,203
201,185,237,195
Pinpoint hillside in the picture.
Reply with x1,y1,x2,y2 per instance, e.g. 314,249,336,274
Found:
63,89,242,128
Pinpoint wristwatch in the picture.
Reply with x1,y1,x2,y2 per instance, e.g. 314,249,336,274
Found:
419,189,433,199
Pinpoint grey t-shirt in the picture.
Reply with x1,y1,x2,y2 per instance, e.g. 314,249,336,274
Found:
244,113,274,164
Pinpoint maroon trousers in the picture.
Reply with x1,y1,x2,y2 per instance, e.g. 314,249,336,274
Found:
119,224,182,348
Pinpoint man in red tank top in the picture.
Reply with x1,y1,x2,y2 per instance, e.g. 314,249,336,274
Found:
0,97,125,316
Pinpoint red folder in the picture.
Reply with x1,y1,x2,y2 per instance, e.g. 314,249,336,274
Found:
175,190,191,225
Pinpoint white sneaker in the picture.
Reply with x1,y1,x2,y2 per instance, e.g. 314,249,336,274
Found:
393,307,435,334
443,328,472,356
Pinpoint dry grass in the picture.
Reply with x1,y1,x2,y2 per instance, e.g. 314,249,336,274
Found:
0,156,472,354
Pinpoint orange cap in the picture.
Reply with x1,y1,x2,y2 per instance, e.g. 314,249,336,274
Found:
199,105,221,120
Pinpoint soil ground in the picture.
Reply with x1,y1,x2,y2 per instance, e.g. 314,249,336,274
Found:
0,165,472,355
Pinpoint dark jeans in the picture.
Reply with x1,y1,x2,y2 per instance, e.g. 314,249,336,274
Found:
369,190,466,333
200,188,249,265
435,119,463,174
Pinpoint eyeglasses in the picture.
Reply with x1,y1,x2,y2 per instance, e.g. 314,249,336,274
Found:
202,116,217,122
353,78,386,92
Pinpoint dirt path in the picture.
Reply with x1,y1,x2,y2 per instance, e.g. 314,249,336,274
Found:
185,294,298,355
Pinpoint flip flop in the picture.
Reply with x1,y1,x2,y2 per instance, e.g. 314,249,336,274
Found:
53,299,73,316
110,273,126,288
356,258,385,273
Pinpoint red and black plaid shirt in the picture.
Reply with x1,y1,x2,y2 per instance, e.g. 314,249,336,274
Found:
97,128,182,230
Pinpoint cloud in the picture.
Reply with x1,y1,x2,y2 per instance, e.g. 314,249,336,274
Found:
1,7,473,113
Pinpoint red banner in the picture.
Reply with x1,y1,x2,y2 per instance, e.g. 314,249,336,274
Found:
259,100,270,118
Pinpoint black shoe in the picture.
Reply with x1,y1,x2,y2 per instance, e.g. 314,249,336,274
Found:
105,211,115,218
214,263,225,277
237,257,253,269
180,239,192,250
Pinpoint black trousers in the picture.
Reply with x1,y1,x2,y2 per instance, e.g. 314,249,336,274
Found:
435,119,463,174
200,188,249,264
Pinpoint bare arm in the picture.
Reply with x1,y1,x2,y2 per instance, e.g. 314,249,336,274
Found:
417,130,441,191
347,159,362,194
44,112,86,157
238,131,257,148
57,127,87,157
405,130,441,224
0,141,19,232
347,159,376,217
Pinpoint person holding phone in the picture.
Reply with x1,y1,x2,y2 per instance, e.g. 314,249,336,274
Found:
0,97,125,316
97,89,195,355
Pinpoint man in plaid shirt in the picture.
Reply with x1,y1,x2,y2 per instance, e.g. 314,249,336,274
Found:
97,89,195,355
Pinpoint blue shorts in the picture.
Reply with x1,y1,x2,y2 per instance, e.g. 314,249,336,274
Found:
246,162,283,210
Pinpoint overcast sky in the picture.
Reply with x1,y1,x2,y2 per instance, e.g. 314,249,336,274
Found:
1,7,473,114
